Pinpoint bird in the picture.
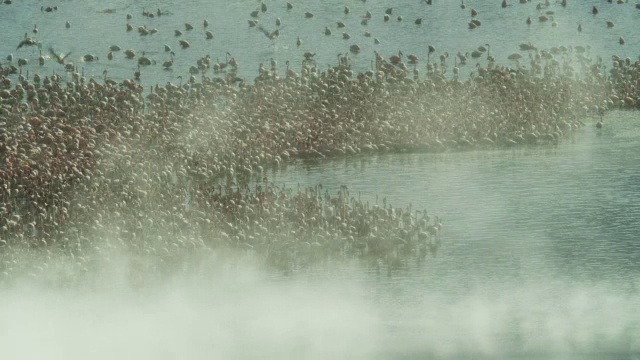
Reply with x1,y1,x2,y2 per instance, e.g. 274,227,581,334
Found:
389,51,403,65
508,53,522,61
606,20,614,28
304,12,314,18
83,54,98,62
577,23,582,32
17,33,38,49
296,37,302,47
65,21,71,29
592,6,598,15
415,18,423,25
206,31,214,39
179,40,190,48
49,47,71,64
619,36,625,45
427,45,436,64
257,25,278,40
138,52,152,66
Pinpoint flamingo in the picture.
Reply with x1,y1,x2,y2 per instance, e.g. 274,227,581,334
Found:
389,51,403,65
426,45,436,66
17,33,38,49
49,47,71,64
163,53,174,70
138,52,152,66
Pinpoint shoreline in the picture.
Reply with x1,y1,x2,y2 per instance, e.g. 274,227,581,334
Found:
1,46,638,274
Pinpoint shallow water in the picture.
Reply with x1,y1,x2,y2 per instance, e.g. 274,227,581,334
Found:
265,110,640,358
1,0,639,86
2,0,640,358
2,104,639,359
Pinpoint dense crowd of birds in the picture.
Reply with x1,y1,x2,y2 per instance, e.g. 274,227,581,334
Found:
1,0,639,280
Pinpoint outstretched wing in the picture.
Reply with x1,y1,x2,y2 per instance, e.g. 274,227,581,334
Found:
48,47,60,61
256,25,270,38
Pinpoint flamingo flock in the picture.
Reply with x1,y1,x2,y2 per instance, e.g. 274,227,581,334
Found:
0,0,639,279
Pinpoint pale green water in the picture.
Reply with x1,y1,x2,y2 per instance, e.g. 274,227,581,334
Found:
0,111,638,359
266,111,640,359
2,0,639,86
2,0,640,357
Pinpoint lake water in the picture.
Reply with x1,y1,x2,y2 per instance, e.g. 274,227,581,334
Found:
1,0,639,86
262,110,640,359
2,0,640,359
2,111,638,359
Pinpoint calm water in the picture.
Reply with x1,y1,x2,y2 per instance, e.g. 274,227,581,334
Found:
2,113,638,359
2,0,640,358
263,110,640,358
1,0,639,86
